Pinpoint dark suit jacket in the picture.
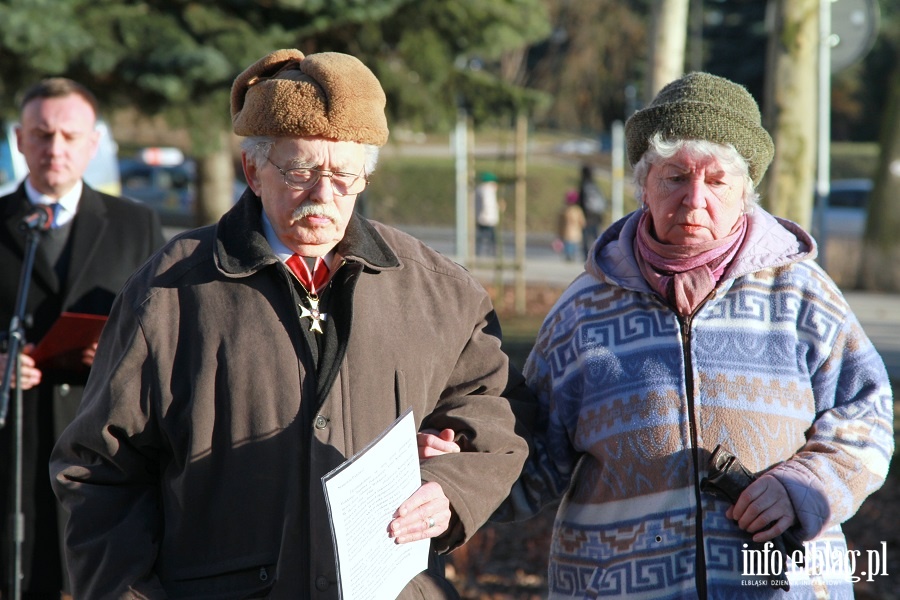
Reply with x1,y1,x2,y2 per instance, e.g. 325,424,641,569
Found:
0,182,165,594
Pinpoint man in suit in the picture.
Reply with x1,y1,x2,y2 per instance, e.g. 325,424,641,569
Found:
0,77,165,599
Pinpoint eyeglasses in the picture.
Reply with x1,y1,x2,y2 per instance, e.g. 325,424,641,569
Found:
266,156,368,197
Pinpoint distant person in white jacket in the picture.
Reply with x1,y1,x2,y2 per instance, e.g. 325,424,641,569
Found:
474,171,500,256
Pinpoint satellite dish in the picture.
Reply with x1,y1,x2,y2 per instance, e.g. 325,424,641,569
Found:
831,0,880,73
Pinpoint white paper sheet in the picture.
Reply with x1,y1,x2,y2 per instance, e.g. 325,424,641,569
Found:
322,409,429,600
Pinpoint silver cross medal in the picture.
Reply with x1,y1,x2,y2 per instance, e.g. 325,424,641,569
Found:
300,296,327,334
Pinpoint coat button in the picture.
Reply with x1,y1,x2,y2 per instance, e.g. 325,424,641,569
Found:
315,576,329,591
314,415,328,429
59,384,71,397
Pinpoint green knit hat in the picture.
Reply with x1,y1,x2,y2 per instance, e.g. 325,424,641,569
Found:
625,72,774,185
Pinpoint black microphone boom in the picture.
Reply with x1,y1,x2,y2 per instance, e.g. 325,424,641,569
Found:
19,204,54,232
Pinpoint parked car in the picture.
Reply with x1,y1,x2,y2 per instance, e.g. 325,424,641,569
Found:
812,178,872,239
119,152,195,226
119,148,247,229
554,137,601,156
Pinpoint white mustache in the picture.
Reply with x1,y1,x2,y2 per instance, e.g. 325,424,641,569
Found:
291,203,342,223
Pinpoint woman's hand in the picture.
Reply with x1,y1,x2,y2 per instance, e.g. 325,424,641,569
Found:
727,473,796,543
417,428,460,458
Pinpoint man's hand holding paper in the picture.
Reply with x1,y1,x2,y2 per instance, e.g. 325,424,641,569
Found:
388,480,452,544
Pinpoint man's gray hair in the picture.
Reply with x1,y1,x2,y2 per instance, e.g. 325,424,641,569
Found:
632,132,759,211
240,136,379,176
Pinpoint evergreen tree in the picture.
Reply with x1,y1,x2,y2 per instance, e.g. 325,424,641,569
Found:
0,0,549,223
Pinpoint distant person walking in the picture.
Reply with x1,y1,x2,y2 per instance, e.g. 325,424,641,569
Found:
474,172,500,256
577,163,606,258
557,189,585,262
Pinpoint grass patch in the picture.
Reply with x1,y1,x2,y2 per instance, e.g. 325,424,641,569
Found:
367,153,588,235
364,140,874,235
831,142,879,179
365,157,458,226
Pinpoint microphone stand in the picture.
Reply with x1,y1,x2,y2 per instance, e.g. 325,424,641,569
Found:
1,224,44,600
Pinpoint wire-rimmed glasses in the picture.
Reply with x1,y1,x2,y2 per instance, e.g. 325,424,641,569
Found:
266,156,368,197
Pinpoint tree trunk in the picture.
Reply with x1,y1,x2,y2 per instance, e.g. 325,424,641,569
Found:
647,0,690,101
195,130,236,226
857,62,900,291
761,0,818,229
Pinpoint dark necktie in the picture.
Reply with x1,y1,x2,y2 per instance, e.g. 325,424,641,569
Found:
49,203,61,228
38,204,71,282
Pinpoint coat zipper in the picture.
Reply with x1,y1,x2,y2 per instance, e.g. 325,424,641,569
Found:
680,314,706,600
679,288,717,600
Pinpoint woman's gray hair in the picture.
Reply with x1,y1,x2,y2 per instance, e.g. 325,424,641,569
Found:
240,136,380,176
632,132,759,211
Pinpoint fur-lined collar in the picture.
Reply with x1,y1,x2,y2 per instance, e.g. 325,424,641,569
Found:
215,189,399,277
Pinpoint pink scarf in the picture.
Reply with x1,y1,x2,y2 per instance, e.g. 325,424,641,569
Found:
634,212,747,316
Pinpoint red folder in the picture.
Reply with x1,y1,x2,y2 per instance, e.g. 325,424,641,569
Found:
28,312,108,368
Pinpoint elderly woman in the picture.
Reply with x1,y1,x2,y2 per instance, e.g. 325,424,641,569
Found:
520,72,894,598
423,72,893,599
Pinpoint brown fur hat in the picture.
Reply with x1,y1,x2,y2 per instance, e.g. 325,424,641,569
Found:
231,49,389,146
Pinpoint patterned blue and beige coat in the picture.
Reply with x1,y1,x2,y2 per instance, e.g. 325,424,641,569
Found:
513,207,893,599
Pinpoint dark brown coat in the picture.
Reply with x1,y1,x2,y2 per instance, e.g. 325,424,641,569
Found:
51,193,529,599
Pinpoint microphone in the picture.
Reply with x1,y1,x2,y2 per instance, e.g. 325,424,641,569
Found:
19,204,55,232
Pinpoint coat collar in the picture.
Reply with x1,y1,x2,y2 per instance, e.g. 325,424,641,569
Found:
588,207,817,292
1,183,109,300
214,189,400,277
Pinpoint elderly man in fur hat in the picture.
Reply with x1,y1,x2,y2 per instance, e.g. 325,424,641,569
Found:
49,49,530,599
